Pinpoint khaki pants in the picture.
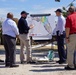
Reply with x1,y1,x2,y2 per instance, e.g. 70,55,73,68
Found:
67,34,76,68
19,34,32,62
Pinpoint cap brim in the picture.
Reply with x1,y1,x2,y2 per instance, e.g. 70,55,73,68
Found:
55,11,62,13
26,13,29,15
55,11,57,12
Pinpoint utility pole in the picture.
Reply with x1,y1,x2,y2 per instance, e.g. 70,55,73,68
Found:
66,0,75,8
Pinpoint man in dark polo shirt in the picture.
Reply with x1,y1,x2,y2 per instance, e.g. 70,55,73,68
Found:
18,11,35,64
65,6,76,70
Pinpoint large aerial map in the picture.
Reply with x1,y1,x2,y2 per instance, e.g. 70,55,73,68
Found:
27,14,55,38
32,16,52,34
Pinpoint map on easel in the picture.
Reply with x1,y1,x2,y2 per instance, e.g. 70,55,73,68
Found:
27,14,55,39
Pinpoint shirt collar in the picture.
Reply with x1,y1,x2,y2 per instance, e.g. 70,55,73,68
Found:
7,18,12,20
70,12,76,15
58,15,63,19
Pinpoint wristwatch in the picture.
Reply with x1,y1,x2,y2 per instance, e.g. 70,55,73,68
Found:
66,37,69,39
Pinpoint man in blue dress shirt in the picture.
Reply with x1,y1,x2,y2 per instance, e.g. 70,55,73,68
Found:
55,9,66,64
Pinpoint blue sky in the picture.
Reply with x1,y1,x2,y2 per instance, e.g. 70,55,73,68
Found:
0,0,76,19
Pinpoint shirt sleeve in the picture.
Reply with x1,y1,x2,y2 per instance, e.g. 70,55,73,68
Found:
56,19,61,31
11,21,19,35
65,17,71,28
22,19,30,30
56,17,64,31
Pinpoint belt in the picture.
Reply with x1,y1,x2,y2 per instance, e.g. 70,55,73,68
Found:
3,34,16,39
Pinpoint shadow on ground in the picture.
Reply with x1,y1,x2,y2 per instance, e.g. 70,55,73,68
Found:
29,68,65,72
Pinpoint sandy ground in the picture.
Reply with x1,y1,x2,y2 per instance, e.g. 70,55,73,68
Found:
0,45,76,75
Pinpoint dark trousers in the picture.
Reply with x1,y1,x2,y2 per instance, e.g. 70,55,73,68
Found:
57,31,66,62
3,35,16,65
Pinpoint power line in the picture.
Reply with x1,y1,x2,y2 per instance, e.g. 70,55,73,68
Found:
66,0,76,8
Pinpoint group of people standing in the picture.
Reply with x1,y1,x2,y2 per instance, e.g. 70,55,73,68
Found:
2,11,35,68
55,6,76,70
1,6,76,70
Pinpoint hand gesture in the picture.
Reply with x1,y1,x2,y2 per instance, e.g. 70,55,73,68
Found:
29,25,34,29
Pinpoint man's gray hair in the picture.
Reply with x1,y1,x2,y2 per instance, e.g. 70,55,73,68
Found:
68,6,76,13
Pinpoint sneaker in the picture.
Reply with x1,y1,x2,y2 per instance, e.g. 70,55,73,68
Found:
56,60,66,64
75,66,76,69
21,61,26,64
5,64,10,67
27,61,36,64
10,64,19,68
0,60,4,62
65,66,75,70
56,60,60,63
59,61,66,64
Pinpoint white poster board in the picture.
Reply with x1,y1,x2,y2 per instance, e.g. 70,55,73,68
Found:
27,14,55,40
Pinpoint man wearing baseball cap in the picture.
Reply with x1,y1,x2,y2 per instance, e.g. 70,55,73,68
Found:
18,11,35,64
55,9,62,13
55,9,66,64
21,11,29,15
65,6,76,70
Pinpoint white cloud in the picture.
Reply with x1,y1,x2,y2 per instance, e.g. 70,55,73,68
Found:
29,7,61,16
1,0,6,1
0,8,20,19
32,5,45,10
73,1,76,4
1,0,27,2
0,8,8,18
31,4,62,15
41,8,56,15
15,0,27,2
19,0,26,2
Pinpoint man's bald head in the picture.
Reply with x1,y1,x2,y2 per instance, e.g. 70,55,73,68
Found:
68,6,76,13
7,12,13,19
